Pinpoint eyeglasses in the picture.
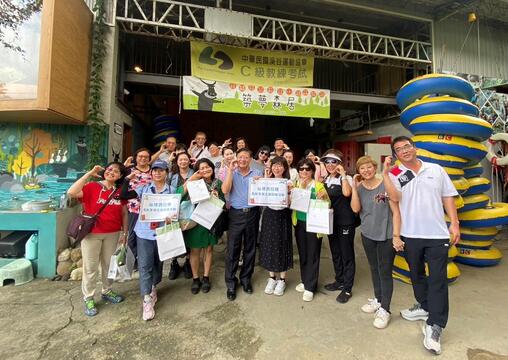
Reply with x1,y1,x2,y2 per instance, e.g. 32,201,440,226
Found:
324,159,339,165
298,167,312,171
394,144,414,154
136,155,149,159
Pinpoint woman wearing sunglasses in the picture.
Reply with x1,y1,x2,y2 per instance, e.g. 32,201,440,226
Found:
253,145,271,173
292,158,330,302
321,149,357,304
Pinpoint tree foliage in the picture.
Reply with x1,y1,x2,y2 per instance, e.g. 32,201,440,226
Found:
87,0,108,169
0,0,42,54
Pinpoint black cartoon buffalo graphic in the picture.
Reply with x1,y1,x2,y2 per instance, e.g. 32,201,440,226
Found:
192,79,223,111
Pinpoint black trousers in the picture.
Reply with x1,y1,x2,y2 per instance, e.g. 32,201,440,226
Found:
127,212,139,259
403,236,449,328
225,208,260,289
362,234,395,312
328,224,356,292
295,221,322,293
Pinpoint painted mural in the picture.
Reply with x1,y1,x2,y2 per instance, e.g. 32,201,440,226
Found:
444,71,508,134
0,122,107,209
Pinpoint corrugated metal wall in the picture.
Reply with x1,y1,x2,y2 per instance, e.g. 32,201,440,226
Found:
434,17,508,79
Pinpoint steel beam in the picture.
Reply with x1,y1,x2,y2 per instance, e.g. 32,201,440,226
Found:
116,0,433,68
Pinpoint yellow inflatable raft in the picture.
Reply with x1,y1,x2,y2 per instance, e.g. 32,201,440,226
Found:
454,246,503,267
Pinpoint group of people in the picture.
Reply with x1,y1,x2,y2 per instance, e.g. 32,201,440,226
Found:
67,132,460,355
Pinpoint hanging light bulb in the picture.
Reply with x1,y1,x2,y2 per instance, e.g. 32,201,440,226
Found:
309,118,314,127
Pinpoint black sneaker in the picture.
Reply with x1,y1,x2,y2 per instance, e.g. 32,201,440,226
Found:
191,278,201,295
201,277,211,293
182,259,193,279
336,290,352,303
324,281,344,291
168,260,181,280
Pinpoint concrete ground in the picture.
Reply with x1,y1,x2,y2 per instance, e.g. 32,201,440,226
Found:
1,235,508,360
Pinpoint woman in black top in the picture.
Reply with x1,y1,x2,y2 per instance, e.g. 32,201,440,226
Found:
321,149,356,303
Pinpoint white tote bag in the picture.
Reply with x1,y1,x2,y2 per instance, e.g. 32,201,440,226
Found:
289,188,311,213
155,223,187,261
306,199,333,234
191,196,225,230
107,246,135,282
186,179,211,204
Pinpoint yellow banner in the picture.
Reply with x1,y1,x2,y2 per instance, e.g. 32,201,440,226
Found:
190,41,314,87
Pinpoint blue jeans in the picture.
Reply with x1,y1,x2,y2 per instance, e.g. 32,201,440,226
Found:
136,236,163,296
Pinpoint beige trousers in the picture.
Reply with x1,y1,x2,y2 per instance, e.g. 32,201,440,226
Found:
81,232,119,299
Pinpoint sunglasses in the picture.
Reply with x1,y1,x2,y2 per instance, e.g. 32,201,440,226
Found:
259,151,269,156
324,159,340,165
298,167,312,171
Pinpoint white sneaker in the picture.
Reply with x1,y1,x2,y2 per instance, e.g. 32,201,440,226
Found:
303,290,314,302
295,283,305,293
400,303,429,321
423,324,442,355
273,279,286,296
361,298,381,313
264,278,277,295
373,307,391,329
142,297,155,321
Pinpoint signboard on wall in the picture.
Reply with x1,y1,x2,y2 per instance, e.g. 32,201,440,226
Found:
182,76,330,119
190,41,314,87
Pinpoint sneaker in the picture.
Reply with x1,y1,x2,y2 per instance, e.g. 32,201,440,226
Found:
303,290,314,302
101,290,124,304
423,324,442,355
142,297,155,321
324,281,344,291
84,298,98,317
273,279,286,296
361,298,381,313
373,308,391,329
182,259,193,279
168,260,181,280
336,290,352,303
400,303,429,321
295,283,305,293
264,278,277,295
150,287,157,304
191,278,202,295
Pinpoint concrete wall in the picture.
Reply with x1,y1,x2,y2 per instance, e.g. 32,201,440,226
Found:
434,16,508,79
102,25,132,162
335,118,411,144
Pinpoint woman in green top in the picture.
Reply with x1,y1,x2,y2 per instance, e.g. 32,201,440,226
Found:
179,158,225,295
292,158,330,302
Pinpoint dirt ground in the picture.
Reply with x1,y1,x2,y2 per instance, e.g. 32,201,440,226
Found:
1,236,507,360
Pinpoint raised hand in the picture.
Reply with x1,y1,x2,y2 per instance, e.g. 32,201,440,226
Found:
123,156,134,167
88,165,104,178
353,174,362,187
383,156,394,175
126,171,137,180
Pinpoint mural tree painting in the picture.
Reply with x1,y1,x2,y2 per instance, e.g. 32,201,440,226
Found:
23,129,58,178
12,151,32,180
23,130,41,178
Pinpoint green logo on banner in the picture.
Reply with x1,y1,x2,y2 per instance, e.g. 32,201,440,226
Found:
198,46,234,70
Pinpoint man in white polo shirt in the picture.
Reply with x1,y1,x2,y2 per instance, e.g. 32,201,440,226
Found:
382,136,460,356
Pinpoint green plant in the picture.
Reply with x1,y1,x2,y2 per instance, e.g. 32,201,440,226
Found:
87,0,108,169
